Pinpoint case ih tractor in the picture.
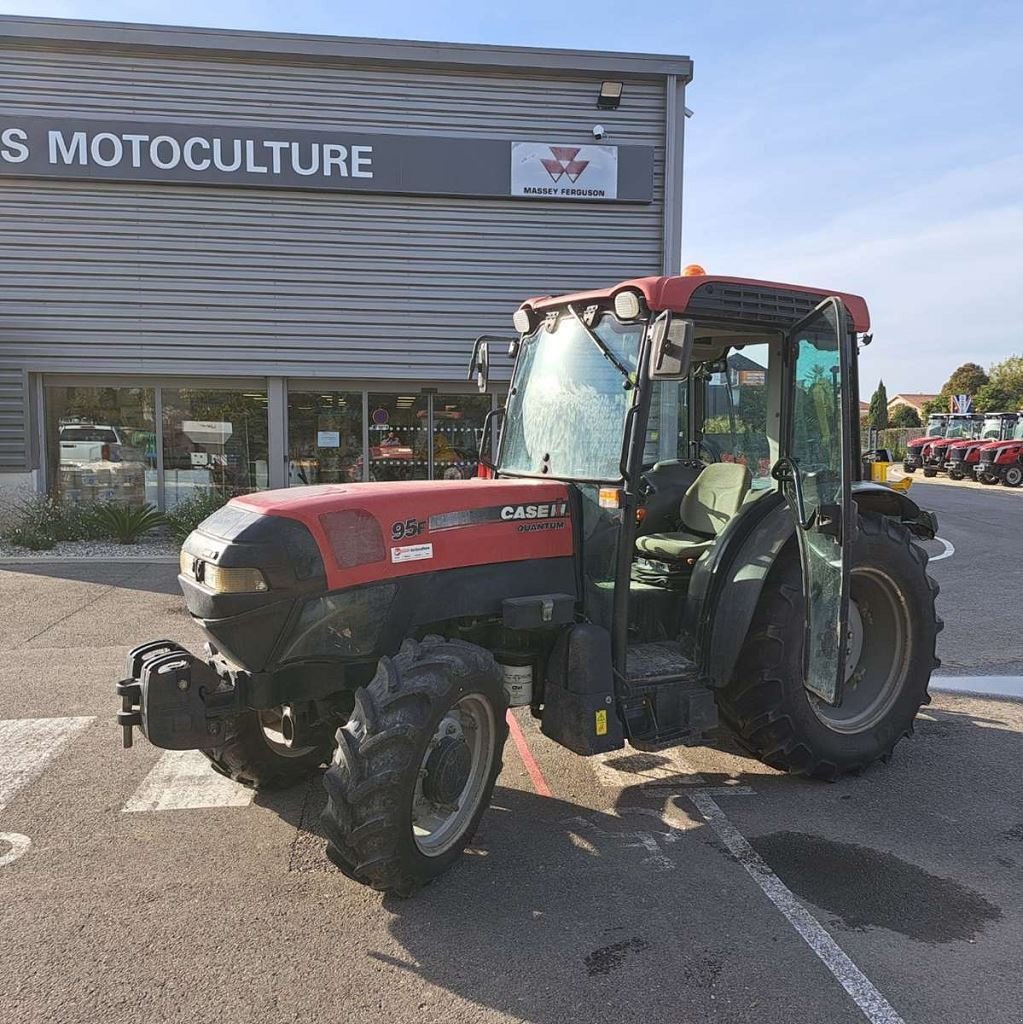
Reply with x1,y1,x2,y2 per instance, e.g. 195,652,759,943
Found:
947,412,1018,480
974,414,1023,486
902,413,948,474
117,273,942,895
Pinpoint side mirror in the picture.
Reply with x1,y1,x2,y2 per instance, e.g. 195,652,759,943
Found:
467,336,491,393
648,312,694,380
468,335,518,393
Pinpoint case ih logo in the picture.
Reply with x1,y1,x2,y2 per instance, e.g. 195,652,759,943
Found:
540,146,590,184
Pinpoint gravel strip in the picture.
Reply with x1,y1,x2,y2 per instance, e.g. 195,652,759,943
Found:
0,539,179,561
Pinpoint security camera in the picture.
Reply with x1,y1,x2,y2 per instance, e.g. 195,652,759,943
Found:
592,124,607,141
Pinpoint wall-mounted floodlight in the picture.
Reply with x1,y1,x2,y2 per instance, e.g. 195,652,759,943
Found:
597,81,623,110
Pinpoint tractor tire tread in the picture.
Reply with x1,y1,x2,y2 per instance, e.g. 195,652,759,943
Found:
320,636,508,895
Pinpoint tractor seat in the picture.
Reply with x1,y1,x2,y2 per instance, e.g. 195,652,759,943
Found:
636,462,752,563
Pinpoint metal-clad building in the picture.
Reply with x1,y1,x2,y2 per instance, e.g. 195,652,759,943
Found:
0,16,690,505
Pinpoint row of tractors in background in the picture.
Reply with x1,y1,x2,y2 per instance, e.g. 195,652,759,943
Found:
902,411,1023,486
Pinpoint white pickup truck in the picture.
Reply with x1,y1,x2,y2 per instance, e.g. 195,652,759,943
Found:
58,423,129,464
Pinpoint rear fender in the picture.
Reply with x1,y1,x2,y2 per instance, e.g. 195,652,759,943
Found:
694,482,937,690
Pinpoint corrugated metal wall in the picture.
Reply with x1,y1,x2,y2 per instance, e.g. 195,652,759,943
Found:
0,44,669,470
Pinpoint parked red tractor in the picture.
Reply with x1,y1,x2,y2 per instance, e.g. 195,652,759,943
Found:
947,413,1019,480
974,414,1023,486
903,413,948,474
117,274,942,894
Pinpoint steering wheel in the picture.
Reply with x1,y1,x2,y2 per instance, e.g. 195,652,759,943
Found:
697,438,723,463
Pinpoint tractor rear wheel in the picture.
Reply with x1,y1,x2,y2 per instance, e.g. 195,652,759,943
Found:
715,513,941,779
321,637,508,895
201,707,333,789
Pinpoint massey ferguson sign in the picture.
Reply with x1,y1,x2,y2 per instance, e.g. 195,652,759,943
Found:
510,142,618,200
0,114,653,203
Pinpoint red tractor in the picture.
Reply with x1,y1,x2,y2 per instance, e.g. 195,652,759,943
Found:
920,413,984,477
974,413,1023,486
117,274,942,895
947,412,1019,480
902,413,948,474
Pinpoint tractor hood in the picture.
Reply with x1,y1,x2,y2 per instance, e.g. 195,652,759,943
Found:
907,434,944,447
232,478,573,591
177,478,574,671
978,438,1023,457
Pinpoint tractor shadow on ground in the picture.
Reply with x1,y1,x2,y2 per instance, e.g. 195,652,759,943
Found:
251,698,1023,1024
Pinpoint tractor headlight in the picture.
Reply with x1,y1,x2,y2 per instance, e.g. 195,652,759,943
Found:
512,307,533,335
179,550,268,593
613,290,642,320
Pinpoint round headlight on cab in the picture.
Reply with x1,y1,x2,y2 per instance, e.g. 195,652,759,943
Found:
512,307,533,334
613,290,642,321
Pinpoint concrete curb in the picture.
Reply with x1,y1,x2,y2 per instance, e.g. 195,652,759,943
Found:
931,677,1023,702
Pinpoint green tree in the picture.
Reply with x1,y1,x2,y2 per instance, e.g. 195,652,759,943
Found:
867,380,889,428
889,404,921,427
975,356,1023,412
930,362,989,414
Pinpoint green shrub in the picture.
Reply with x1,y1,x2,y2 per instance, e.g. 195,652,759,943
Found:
163,490,231,543
2,522,57,550
92,502,166,545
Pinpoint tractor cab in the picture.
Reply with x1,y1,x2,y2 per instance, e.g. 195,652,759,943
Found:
479,272,933,747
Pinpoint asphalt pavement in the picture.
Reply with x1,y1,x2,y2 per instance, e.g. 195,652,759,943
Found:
0,482,1021,1024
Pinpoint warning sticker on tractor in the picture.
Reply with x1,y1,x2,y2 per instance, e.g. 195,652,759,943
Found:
391,543,433,564
595,709,608,736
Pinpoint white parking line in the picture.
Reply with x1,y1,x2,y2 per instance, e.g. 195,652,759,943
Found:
686,790,905,1024
929,536,955,562
588,746,905,1024
0,716,94,812
122,749,253,812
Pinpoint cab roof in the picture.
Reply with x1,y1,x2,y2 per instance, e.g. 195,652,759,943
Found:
521,274,871,333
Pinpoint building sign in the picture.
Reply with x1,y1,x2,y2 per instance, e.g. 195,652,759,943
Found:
0,114,653,203
511,142,617,200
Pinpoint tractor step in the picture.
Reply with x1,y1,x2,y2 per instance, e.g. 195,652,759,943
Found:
625,640,699,685
621,641,717,746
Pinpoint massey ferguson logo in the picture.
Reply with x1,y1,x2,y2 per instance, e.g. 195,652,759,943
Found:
511,141,618,201
540,146,589,184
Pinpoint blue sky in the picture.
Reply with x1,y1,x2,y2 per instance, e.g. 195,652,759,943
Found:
3,0,1020,393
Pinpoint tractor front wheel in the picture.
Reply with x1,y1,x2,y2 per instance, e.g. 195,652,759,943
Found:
1002,466,1023,488
979,472,999,485
716,513,941,779
321,637,508,895
201,707,333,789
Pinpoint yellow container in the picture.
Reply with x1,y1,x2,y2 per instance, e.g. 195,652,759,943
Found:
869,461,890,483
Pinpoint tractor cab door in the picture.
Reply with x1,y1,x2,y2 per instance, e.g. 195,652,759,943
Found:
775,298,857,705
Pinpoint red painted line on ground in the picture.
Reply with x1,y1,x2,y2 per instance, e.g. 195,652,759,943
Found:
506,710,552,798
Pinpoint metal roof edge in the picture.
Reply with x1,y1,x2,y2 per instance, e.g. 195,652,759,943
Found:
0,15,694,81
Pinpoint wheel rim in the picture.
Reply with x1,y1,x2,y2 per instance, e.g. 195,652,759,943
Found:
256,707,317,758
811,567,911,734
1006,467,1022,486
412,694,495,857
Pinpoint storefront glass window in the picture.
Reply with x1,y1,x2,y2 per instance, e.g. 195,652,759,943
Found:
161,388,269,508
432,393,492,480
366,393,428,481
287,390,363,486
46,386,157,506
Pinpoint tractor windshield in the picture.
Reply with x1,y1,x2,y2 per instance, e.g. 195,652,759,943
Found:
925,416,945,436
944,415,977,439
982,417,1003,438
500,311,643,481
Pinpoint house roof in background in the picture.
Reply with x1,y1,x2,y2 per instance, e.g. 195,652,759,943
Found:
888,393,939,408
